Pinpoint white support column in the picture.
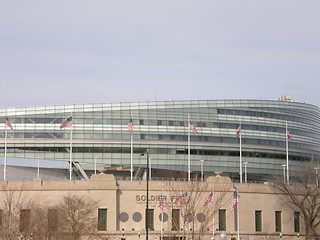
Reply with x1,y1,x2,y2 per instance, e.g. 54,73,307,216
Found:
188,114,191,182
286,121,289,185
69,125,73,180
239,127,243,183
3,127,7,181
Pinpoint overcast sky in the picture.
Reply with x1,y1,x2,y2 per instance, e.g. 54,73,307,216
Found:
1,0,320,109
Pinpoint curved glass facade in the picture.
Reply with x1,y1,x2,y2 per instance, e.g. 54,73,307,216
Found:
1,99,320,180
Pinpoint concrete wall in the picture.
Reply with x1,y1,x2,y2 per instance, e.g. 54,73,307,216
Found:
0,174,305,240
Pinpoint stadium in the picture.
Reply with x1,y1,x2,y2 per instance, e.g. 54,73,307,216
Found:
1,98,320,182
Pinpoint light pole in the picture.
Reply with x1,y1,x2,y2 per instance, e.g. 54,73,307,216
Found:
141,149,150,240
314,167,319,187
243,162,248,183
281,164,286,185
94,157,97,174
200,160,204,182
149,155,152,180
37,157,40,179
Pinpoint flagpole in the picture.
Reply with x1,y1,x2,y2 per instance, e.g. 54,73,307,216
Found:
69,124,73,181
286,121,289,185
130,132,133,180
239,122,243,184
161,184,164,240
188,114,191,182
212,189,215,239
130,113,133,181
4,127,7,181
236,187,240,240
37,157,40,179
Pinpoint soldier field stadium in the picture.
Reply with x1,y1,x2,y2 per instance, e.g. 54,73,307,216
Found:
0,97,320,240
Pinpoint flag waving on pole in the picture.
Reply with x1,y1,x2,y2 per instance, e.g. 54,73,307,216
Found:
230,191,239,211
128,118,134,132
236,126,241,138
203,192,213,206
60,116,73,129
286,130,292,140
159,196,165,211
174,192,189,205
5,117,13,130
189,121,198,133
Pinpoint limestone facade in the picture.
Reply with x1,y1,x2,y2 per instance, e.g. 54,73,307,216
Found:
0,174,306,240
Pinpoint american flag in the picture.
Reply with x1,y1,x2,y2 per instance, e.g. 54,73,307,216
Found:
173,192,189,205
128,118,134,132
203,192,214,206
5,117,13,130
230,191,239,211
236,126,241,138
159,196,165,211
286,130,292,140
189,121,198,133
60,116,73,129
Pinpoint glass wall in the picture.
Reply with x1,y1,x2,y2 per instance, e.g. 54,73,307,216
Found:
0,99,319,180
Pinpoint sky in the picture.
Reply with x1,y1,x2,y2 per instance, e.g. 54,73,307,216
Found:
1,0,320,109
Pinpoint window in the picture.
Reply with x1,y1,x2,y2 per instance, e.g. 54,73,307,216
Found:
275,211,282,232
219,209,226,231
20,209,30,232
0,210,2,227
294,212,300,233
255,211,262,232
146,209,154,230
172,209,180,231
48,209,58,232
98,208,107,231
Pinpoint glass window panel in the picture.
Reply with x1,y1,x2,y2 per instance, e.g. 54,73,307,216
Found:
255,210,262,232
146,209,154,230
98,208,107,231
20,209,30,233
0,210,3,227
294,212,300,233
218,209,226,231
172,209,180,231
48,209,58,232
275,211,282,232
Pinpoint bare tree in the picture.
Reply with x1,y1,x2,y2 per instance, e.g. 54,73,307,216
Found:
272,162,320,240
0,182,33,240
56,194,98,240
28,207,61,240
165,176,231,240
0,186,100,240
